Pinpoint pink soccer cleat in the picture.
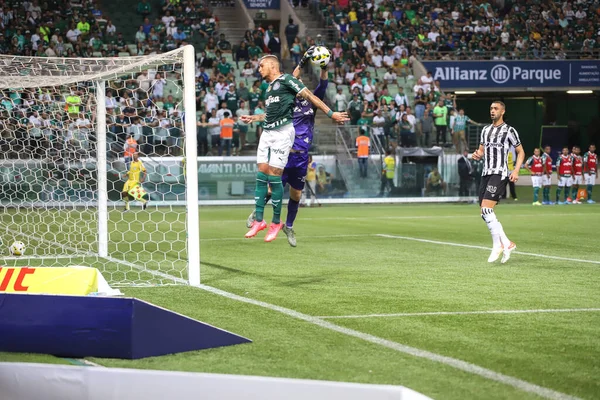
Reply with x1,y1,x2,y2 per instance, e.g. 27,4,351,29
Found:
245,220,267,238
264,222,284,242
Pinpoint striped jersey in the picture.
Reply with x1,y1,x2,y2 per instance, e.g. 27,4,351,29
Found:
479,123,521,178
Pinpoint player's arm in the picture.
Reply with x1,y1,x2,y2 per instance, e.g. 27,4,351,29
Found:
140,166,147,183
509,144,525,182
525,156,532,172
240,113,266,123
297,87,348,123
583,153,589,173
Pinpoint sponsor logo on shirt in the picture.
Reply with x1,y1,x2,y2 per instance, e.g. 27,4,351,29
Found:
265,96,280,106
273,82,280,90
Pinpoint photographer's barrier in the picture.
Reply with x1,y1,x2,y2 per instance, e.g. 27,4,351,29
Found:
0,294,251,359
0,363,433,400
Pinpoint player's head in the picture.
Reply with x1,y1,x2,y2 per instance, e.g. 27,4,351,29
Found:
562,146,569,155
385,149,392,156
458,108,465,116
133,152,140,161
308,154,313,163
533,147,541,156
544,145,551,154
257,55,279,80
572,145,580,155
591,143,596,152
490,101,505,123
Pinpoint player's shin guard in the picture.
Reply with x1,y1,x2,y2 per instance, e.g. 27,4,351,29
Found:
543,186,550,202
254,171,269,222
588,185,593,200
481,207,510,248
533,187,540,202
556,187,562,202
268,175,284,224
286,198,299,228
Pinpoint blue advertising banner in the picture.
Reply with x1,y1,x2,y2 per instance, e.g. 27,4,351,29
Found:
243,0,280,9
421,60,600,90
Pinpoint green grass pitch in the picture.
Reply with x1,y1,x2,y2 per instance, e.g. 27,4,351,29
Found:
1,201,599,400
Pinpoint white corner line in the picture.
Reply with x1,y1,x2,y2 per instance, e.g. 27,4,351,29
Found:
193,283,581,400
376,234,600,265
318,308,600,320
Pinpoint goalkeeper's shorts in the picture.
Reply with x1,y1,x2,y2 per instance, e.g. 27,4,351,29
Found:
125,181,147,201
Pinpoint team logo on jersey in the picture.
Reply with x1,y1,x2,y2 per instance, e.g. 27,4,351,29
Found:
273,82,280,90
486,185,497,194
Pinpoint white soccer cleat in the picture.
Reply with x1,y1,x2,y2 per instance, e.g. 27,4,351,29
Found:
487,246,503,263
501,242,517,264
246,210,256,228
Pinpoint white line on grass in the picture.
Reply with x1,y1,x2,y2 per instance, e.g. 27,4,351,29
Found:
200,212,595,224
376,234,600,265
192,283,580,400
318,308,600,319
201,234,373,242
80,244,581,398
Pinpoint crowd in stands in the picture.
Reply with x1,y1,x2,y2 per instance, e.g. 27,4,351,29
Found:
2,0,599,159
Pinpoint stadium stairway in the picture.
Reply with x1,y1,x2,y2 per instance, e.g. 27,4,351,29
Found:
99,0,157,44
210,3,248,49
293,7,331,45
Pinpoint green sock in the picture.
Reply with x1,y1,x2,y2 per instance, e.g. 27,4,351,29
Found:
543,187,549,202
588,185,593,200
268,174,283,224
533,187,539,202
565,187,570,201
572,186,578,199
556,187,562,202
254,171,269,222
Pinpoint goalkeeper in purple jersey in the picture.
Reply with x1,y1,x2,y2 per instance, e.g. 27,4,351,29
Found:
247,46,329,247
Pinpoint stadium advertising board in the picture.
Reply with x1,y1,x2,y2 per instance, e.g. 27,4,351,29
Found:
421,60,600,89
243,0,280,9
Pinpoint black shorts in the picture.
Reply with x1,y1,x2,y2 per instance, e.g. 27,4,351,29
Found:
479,174,508,205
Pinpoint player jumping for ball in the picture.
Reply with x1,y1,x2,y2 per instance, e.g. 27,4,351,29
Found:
472,101,525,264
122,152,149,211
245,47,328,247
241,52,348,243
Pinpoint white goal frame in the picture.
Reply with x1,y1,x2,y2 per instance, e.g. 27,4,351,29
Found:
0,45,200,285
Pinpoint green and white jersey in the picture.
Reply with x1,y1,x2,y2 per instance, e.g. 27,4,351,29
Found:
263,74,306,129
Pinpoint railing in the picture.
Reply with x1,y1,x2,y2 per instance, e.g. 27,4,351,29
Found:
420,49,598,61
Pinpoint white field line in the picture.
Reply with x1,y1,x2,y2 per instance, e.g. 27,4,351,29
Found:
376,234,600,265
200,213,596,224
0,218,587,398
318,308,600,319
191,283,580,400
201,234,374,242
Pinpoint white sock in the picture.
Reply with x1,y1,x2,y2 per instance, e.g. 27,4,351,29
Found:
482,207,510,248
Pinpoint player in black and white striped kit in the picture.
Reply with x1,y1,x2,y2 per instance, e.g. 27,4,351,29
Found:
472,101,525,263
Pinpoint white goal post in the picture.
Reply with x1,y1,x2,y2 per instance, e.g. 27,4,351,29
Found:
0,46,200,286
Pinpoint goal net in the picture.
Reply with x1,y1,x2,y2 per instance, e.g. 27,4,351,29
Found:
0,46,200,286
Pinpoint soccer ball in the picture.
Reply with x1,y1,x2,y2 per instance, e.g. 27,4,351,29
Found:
10,241,26,256
310,46,331,68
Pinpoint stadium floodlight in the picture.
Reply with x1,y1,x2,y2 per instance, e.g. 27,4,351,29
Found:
566,90,593,94
0,46,200,286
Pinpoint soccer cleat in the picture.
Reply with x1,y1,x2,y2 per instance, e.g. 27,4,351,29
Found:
513,198,518,201
487,246,503,263
264,222,284,242
532,201,542,206
245,220,267,238
282,225,297,247
542,201,549,205
246,210,256,228
588,199,596,204
558,201,566,205
566,197,572,203
501,242,517,264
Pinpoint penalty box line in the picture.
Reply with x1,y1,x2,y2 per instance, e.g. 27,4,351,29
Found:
376,234,600,266
317,308,600,320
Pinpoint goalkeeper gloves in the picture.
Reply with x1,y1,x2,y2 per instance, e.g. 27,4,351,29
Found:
299,45,315,68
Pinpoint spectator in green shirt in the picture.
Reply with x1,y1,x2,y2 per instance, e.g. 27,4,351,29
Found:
433,100,448,146
137,0,152,16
